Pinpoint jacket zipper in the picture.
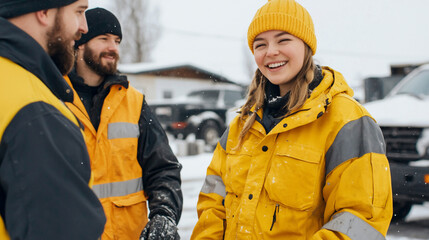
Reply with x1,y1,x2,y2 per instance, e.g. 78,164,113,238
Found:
270,204,280,231
222,218,226,239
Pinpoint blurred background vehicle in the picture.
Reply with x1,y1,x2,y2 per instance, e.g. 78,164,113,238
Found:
364,63,429,221
150,86,246,150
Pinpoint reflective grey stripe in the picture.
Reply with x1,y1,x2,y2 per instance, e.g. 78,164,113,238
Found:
322,212,385,240
219,127,229,150
325,116,385,175
92,178,143,199
107,122,140,139
201,175,226,197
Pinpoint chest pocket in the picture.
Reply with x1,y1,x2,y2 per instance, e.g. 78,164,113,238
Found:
264,144,322,210
107,122,140,164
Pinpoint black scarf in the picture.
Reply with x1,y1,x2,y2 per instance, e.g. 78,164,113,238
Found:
68,69,128,130
260,65,323,133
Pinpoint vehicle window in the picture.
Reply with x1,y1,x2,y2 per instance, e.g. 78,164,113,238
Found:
188,90,219,105
396,70,429,96
153,106,173,122
224,90,244,108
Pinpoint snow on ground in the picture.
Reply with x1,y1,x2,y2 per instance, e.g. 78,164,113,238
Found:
177,153,212,239
405,202,429,222
388,237,423,240
176,150,429,240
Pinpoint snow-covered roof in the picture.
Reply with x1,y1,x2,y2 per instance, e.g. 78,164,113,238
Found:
118,62,187,74
118,61,240,85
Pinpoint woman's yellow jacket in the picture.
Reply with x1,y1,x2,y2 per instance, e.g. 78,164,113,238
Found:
192,67,393,239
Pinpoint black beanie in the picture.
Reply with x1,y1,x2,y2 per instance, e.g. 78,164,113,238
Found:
0,0,77,18
75,7,122,48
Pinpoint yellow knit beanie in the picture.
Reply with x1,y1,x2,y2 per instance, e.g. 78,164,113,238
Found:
247,0,317,55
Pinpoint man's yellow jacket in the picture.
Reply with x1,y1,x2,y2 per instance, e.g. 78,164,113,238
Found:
192,67,393,239
0,17,105,240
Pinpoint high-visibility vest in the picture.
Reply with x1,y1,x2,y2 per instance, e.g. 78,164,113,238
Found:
65,76,148,240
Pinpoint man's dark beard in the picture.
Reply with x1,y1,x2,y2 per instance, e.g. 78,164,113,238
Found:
47,12,80,75
83,47,119,76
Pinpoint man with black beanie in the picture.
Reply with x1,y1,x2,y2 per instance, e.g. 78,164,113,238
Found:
0,0,106,239
64,8,183,240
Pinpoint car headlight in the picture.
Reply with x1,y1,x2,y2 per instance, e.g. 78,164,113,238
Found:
416,128,429,157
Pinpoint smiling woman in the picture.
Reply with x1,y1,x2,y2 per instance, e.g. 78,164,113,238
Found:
191,0,393,239
253,31,306,96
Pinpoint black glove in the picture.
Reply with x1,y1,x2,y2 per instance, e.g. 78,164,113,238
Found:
140,214,180,240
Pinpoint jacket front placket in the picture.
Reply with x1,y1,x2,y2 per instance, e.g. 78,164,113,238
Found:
235,109,277,239
234,94,331,239
92,85,126,177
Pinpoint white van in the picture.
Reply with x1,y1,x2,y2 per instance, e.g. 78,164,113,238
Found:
364,64,429,221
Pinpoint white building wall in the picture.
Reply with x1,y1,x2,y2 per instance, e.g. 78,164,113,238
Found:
154,77,233,100
126,74,156,98
125,74,236,101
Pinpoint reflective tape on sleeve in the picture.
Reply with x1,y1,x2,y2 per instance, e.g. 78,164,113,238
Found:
325,116,385,175
201,175,226,197
107,122,139,139
92,177,143,199
322,212,385,240
219,127,229,151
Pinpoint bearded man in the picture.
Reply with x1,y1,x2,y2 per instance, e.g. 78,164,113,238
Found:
65,8,183,240
0,0,106,239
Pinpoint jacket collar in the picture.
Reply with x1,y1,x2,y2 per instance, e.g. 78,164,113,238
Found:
247,66,354,136
301,66,353,110
263,65,324,118
0,17,74,102
68,68,129,91
102,74,129,90
268,67,354,135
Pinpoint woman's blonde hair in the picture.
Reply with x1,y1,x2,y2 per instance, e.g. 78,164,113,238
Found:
235,45,315,149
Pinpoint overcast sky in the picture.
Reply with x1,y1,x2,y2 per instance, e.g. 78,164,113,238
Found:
89,0,429,95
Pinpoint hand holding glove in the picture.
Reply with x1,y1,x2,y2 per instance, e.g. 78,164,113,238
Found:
140,214,180,240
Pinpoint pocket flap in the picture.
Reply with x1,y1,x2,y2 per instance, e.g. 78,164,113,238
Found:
112,193,146,207
276,143,322,164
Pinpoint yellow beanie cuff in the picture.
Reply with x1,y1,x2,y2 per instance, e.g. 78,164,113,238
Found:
247,0,317,55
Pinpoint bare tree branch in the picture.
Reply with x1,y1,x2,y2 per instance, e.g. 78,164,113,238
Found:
242,42,257,80
112,0,161,63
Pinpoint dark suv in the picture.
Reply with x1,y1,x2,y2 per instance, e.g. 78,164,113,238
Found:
149,86,245,149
